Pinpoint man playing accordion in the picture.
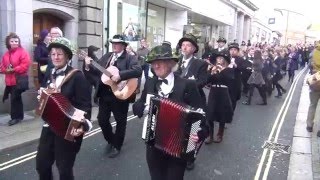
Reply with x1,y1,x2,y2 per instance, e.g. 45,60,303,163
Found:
133,44,208,180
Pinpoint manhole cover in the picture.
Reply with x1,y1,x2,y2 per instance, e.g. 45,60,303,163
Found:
262,141,291,154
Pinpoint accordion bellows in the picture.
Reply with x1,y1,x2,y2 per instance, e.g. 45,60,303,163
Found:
143,96,205,160
36,89,85,142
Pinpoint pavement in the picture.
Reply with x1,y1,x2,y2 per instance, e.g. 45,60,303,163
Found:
287,74,320,180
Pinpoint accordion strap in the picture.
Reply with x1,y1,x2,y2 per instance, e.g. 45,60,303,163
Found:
56,69,80,91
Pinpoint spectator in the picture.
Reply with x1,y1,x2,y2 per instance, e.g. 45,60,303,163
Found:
0,32,31,126
34,29,49,85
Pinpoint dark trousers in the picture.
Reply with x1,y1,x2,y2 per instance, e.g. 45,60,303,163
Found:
247,84,267,103
4,86,24,120
36,127,82,180
273,81,285,96
146,146,187,180
288,70,295,82
98,98,129,150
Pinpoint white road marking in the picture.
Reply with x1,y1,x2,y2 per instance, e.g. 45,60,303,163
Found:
0,115,137,171
255,68,306,180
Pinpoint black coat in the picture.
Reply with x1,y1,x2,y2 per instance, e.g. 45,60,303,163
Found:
133,74,208,141
207,68,235,123
232,56,245,101
87,50,142,102
175,57,208,104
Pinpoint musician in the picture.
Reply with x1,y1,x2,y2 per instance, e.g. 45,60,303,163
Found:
133,45,208,180
84,34,142,158
205,53,235,143
228,43,244,110
175,34,208,170
36,37,92,180
212,37,228,57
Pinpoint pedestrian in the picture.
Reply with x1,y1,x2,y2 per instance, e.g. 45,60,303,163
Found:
242,47,254,96
132,44,208,180
34,29,49,86
36,37,92,180
261,50,274,96
306,42,320,136
84,34,142,158
205,52,235,144
243,50,267,105
0,32,31,126
136,38,150,93
272,49,287,98
287,46,299,82
176,33,208,170
41,27,63,87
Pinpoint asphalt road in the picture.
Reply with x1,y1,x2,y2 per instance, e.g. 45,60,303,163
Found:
0,69,306,180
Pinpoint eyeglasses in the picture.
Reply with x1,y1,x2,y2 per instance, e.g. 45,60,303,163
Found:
50,53,65,57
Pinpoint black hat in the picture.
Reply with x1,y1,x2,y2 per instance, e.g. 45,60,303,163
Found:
211,52,230,64
217,37,227,43
178,33,199,53
162,41,172,47
48,37,74,60
109,34,128,46
146,45,179,63
228,42,240,51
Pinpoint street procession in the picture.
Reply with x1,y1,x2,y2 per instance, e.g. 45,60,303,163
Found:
0,0,320,179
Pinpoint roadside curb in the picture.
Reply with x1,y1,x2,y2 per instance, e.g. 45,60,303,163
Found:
287,74,313,180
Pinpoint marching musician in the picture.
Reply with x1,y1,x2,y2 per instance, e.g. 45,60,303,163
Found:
228,43,244,110
132,44,208,180
175,33,208,170
205,53,235,144
36,37,92,180
84,34,142,158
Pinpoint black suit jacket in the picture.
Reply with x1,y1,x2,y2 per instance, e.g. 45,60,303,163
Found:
45,66,92,120
87,50,142,102
133,75,208,141
175,57,208,104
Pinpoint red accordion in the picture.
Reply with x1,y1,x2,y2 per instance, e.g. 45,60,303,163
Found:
35,89,85,142
142,96,205,161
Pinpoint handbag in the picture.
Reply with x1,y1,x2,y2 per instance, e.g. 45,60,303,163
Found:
9,53,29,91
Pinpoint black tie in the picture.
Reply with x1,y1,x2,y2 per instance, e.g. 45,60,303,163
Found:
158,79,168,85
53,70,65,79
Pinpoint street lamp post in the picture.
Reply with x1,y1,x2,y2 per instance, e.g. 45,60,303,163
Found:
274,8,305,44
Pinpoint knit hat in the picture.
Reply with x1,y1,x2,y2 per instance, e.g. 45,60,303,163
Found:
48,37,75,60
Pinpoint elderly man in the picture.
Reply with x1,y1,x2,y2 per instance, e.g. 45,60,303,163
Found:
133,44,208,180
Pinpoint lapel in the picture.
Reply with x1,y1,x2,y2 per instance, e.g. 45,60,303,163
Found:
168,74,184,101
115,51,127,67
185,57,196,77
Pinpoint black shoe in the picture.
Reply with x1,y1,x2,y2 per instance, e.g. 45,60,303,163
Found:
257,102,267,105
242,101,250,105
8,119,22,126
186,161,195,171
275,95,282,98
106,144,113,154
306,126,313,132
317,131,320,137
108,147,120,158
282,89,287,94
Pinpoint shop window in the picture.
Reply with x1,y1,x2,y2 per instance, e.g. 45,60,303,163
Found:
147,3,165,48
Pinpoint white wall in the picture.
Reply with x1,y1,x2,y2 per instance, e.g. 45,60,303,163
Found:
164,9,187,49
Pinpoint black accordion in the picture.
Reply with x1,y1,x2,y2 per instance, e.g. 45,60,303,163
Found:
142,96,205,161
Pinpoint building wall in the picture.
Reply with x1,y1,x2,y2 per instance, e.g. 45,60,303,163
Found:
164,9,187,49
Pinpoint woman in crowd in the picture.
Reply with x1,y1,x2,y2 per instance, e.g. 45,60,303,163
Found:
0,32,31,126
287,46,299,83
34,29,50,85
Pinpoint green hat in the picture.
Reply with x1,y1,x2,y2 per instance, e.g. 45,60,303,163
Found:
146,45,179,63
48,37,75,60
178,33,199,53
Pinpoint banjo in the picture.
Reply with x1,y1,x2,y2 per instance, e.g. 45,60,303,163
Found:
78,50,138,100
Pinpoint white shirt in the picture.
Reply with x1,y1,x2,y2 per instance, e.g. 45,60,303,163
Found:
52,65,68,88
158,72,175,98
182,56,193,68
